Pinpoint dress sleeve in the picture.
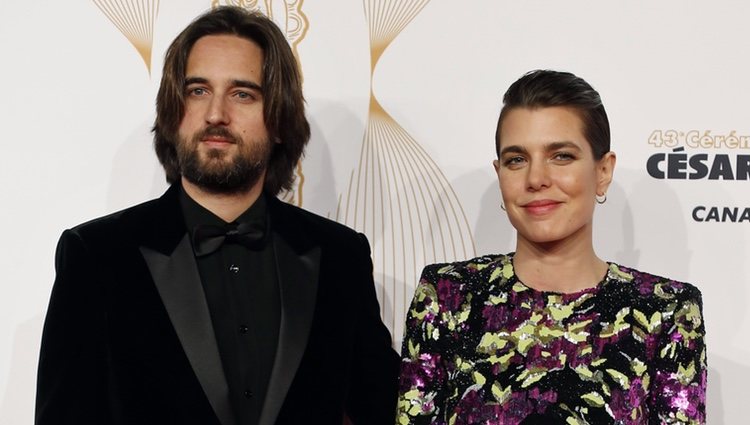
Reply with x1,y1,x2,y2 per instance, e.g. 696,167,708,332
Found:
396,266,448,425
649,285,707,424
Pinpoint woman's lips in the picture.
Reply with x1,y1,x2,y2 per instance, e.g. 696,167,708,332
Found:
521,199,562,215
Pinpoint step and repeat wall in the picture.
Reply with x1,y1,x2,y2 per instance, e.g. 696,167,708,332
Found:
1,1,747,423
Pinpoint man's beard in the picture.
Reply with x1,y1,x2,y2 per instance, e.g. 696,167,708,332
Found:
177,125,271,195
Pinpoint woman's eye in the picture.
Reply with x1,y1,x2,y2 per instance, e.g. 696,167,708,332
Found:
503,156,525,167
553,152,575,161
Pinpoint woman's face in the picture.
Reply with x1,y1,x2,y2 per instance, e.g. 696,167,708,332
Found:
493,106,615,247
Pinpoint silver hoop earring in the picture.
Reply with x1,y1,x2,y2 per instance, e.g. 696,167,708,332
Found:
596,194,607,204
500,203,506,211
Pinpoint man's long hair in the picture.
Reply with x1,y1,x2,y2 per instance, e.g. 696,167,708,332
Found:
152,6,310,195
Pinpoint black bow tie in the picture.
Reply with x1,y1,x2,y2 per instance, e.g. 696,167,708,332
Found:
191,221,266,257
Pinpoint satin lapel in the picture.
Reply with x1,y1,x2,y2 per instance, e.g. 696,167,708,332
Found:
140,239,234,425
258,219,321,425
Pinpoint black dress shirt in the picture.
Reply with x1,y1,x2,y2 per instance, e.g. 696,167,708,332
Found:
180,189,280,425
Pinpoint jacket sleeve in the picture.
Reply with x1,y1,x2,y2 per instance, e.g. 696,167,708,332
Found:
344,233,401,425
396,265,449,425
649,285,707,424
36,229,109,425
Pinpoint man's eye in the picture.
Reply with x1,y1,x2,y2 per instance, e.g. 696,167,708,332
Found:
235,91,255,101
187,87,207,96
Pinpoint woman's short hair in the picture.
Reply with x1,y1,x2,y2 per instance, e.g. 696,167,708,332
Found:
495,70,610,160
152,6,310,195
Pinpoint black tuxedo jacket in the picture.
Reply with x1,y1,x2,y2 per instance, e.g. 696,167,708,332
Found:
36,185,399,425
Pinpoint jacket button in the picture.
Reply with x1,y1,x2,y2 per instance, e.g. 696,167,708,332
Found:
244,390,253,398
239,325,249,334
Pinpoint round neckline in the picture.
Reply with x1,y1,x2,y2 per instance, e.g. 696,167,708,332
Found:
507,253,612,297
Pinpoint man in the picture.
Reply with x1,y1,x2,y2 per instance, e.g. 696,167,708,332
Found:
36,6,399,425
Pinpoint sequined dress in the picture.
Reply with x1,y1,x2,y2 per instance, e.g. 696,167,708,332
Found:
397,254,706,425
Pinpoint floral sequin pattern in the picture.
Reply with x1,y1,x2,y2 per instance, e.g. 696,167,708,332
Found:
397,254,706,424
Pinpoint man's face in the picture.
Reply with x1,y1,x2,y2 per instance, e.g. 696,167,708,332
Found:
177,34,271,194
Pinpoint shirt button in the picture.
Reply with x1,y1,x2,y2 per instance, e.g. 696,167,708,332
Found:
229,264,240,273
239,325,249,334
244,390,253,398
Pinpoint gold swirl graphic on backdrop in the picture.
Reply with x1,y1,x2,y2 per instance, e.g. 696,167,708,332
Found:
337,0,476,340
211,0,308,56
213,0,309,206
92,0,159,74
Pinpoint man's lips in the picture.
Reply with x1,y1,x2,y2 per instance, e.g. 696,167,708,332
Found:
196,126,238,146
200,136,236,146
521,199,562,215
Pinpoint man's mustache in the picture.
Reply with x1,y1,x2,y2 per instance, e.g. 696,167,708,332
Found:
193,126,240,144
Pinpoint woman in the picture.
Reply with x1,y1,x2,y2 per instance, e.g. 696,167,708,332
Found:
397,70,706,424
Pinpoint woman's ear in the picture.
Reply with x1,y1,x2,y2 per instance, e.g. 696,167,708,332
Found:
596,151,617,195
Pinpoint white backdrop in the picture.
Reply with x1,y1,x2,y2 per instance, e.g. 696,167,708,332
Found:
1,1,748,423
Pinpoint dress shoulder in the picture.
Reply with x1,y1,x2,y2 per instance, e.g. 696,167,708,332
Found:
419,253,511,282
607,263,703,304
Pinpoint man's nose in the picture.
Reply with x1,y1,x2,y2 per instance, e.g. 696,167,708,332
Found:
205,96,229,125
